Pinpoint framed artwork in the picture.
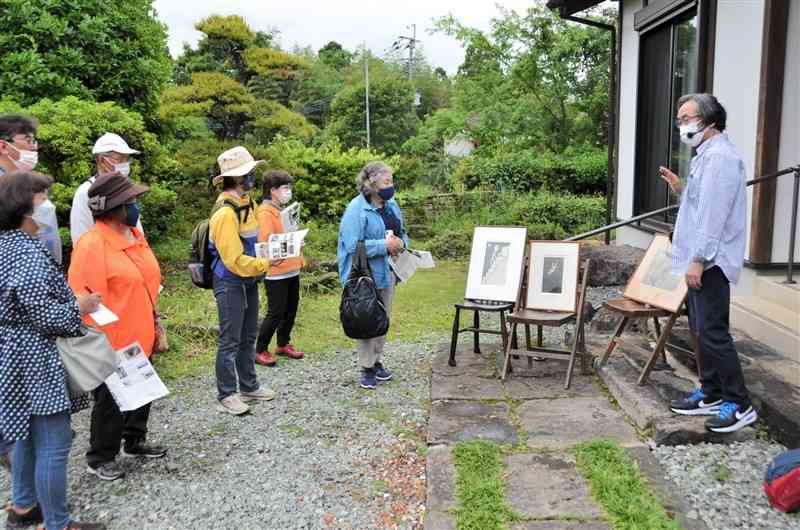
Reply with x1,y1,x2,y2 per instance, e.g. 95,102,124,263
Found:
624,233,688,313
525,241,580,312
465,226,528,302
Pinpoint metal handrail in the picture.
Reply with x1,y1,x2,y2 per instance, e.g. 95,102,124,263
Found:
568,164,800,284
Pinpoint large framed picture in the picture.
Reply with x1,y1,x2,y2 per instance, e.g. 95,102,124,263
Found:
465,226,528,302
525,241,580,312
624,233,688,313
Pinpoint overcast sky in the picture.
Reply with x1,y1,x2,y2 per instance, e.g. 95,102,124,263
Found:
152,0,541,74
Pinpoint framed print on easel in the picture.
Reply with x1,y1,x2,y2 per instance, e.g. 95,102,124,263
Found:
525,241,580,312
623,233,688,313
464,226,528,303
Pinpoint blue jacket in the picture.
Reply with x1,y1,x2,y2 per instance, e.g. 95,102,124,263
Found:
337,194,410,290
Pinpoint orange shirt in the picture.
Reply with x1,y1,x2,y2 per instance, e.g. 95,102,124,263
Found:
68,221,162,357
256,201,304,278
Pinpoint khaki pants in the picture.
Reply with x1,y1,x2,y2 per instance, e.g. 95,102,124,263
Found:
357,278,395,369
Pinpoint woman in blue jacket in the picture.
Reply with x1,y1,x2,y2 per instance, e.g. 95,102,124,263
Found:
337,161,409,390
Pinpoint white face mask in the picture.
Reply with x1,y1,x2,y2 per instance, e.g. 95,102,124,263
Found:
279,189,292,205
113,161,131,178
8,144,39,171
679,121,707,148
31,199,56,230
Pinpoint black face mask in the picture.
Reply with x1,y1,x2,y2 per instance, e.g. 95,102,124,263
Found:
242,173,256,192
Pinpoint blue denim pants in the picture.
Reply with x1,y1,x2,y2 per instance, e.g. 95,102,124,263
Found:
213,276,261,401
12,411,72,530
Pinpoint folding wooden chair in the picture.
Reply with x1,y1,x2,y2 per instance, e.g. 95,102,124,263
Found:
501,254,592,390
448,299,516,367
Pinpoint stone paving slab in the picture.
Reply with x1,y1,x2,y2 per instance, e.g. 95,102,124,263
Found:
424,445,456,530
510,521,610,530
518,397,642,449
431,372,506,401
428,400,518,445
505,452,604,520
505,371,600,400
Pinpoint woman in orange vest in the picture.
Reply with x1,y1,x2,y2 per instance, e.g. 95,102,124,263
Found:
255,170,305,366
68,173,166,482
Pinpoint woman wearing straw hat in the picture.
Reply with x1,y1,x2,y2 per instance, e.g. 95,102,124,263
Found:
209,146,276,416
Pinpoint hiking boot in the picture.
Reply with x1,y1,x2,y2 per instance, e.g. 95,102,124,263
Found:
705,402,758,433
670,388,722,416
122,441,167,459
217,395,250,416
360,368,377,390
374,362,393,382
6,504,43,528
276,345,304,359
86,461,125,481
240,387,276,402
255,351,277,367
37,521,108,530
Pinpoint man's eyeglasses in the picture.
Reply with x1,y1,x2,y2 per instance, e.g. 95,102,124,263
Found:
674,115,701,127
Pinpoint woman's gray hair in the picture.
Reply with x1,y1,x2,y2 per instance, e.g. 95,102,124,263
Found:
677,93,727,132
356,161,392,194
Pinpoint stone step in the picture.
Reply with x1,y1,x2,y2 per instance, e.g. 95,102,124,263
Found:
754,273,800,313
731,296,800,363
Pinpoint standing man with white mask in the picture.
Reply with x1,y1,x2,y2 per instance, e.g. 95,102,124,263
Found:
660,93,757,434
70,132,143,245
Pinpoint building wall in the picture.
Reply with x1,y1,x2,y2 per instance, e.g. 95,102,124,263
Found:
712,1,765,262
772,2,800,263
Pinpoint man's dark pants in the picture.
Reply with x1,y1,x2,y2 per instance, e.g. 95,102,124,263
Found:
687,266,751,408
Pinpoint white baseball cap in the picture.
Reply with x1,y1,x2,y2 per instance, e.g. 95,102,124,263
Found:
92,132,141,155
213,146,264,186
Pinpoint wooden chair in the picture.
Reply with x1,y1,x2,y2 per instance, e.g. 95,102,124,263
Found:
596,297,697,386
448,299,516,367
501,257,592,389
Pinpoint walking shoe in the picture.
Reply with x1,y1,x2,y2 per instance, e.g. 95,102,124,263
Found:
374,362,393,382
360,368,377,390
37,521,108,530
255,351,277,367
6,504,43,528
706,402,758,433
240,387,276,402
122,441,167,459
276,345,304,359
217,395,250,416
86,461,125,481
670,388,722,416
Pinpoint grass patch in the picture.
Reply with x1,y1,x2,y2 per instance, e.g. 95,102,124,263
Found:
150,234,467,380
573,440,682,530
452,440,518,530
712,463,731,483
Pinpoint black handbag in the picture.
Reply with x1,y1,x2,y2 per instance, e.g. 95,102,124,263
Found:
340,241,390,339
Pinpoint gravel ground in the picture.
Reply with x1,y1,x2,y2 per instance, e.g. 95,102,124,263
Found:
654,441,800,530
1,339,438,530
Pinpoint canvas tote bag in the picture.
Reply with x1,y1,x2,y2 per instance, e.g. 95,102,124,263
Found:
56,324,119,394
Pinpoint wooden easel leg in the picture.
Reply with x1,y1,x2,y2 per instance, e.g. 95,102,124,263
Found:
652,316,667,363
579,321,589,375
638,313,679,386
511,324,519,350
502,323,517,381
525,325,533,367
599,317,628,367
565,324,580,390
473,310,481,354
448,307,460,367
500,311,509,352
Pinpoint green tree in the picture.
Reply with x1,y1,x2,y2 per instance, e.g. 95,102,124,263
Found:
0,0,171,124
327,77,420,154
244,48,311,105
246,100,317,144
318,41,353,70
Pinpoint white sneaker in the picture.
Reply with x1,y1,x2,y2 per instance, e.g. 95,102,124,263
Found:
241,387,276,402
217,395,250,415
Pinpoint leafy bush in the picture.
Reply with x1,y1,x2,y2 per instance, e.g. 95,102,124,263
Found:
138,184,179,243
454,149,607,194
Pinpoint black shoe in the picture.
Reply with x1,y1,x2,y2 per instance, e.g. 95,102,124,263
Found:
705,402,758,433
360,368,377,390
122,441,167,459
64,521,108,530
670,388,722,416
5,504,43,528
374,362,393,382
87,461,125,481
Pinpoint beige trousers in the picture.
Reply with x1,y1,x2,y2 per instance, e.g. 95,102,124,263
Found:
357,278,395,369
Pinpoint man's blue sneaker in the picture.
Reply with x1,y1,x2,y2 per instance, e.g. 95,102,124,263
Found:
705,402,758,433
670,388,722,416
360,368,377,390
375,362,393,382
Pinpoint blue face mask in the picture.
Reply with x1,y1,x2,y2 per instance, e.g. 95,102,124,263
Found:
377,186,395,201
124,201,140,227
243,173,256,192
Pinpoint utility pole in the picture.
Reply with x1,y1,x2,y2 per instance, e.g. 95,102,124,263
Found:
394,24,420,81
364,44,371,149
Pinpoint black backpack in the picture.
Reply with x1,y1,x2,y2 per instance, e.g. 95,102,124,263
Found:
340,241,390,339
188,199,253,289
